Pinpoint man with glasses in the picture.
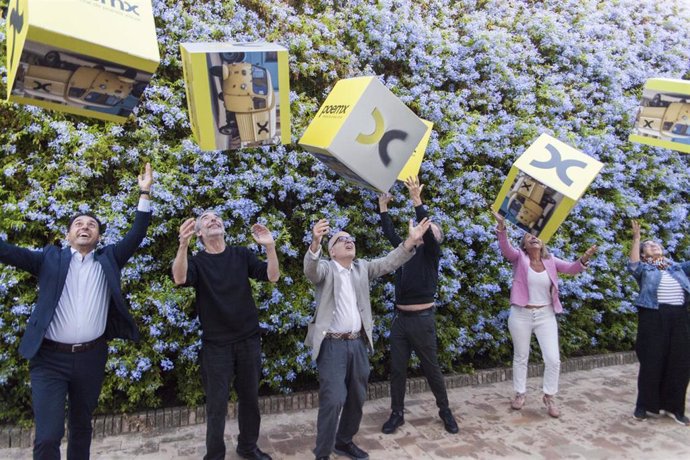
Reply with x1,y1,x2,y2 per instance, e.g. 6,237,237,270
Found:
172,211,279,460
377,176,459,435
304,217,431,460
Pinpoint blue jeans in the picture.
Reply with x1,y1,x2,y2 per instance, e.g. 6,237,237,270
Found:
201,335,262,460
29,340,107,460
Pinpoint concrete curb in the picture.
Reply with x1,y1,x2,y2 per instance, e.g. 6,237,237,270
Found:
0,350,637,448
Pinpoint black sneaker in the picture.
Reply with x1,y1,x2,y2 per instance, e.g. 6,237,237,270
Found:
664,410,690,426
333,441,369,460
236,447,272,460
633,407,647,421
381,410,405,434
439,408,459,434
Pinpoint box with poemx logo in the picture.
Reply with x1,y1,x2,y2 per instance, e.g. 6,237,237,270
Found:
180,42,290,151
299,76,428,192
5,0,159,122
491,133,603,243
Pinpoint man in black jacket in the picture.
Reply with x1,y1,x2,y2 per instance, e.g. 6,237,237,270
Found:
0,163,153,459
377,176,459,435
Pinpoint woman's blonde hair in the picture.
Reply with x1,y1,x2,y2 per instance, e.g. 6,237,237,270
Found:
521,233,550,259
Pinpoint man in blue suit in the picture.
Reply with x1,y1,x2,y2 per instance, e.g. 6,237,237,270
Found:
0,163,153,460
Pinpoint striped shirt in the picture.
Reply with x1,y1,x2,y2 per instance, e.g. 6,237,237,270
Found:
657,271,685,306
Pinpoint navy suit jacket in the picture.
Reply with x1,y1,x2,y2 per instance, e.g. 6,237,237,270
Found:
0,210,151,359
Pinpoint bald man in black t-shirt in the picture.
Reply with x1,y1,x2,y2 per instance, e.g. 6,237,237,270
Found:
173,211,279,460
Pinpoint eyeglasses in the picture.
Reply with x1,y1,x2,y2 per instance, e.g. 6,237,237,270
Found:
334,236,356,245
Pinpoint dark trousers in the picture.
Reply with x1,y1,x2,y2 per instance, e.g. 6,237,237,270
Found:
389,309,449,412
314,337,370,458
29,340,107,460
201,335,262,460
635,305,690,416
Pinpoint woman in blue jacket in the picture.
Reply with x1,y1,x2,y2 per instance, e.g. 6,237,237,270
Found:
628,220,690,426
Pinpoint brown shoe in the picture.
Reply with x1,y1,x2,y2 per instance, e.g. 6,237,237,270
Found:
511,393,526,410
543,394,560,418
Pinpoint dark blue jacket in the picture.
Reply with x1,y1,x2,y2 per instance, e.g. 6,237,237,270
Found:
0,210,151,359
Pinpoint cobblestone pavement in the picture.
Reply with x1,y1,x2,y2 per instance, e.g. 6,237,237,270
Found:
1,363,689,459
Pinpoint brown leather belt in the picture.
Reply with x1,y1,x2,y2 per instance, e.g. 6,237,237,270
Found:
524,305,547,309
41,336,104,353
325,331,362,340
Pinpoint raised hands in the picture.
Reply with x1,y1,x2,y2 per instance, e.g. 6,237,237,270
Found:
310,219,330,253
138,162,153,193
378,192,393,212
491,208,506,231
631,220,641,241
251,223,275,247
580,245,598,265
404,176,424,206
178,217,196,248
404,217,432,249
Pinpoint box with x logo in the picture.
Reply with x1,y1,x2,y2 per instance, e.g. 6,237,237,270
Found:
629,78,690,154
180,42,290,151
492,133,604,243
5,0,159,122
299,76,429,192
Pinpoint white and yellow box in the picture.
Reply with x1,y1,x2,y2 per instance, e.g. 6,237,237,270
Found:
629,78,690,154
180,42,290,151
492,133,604,243
299,76,428,192
5,0,159,122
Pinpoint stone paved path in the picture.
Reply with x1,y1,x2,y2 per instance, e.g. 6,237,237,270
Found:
1,363,689,459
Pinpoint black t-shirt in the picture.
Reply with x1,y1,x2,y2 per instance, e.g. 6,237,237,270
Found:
379,205,441,305
184,246,269,344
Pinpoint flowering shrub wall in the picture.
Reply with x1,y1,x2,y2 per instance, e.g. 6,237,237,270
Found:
0,0,689,423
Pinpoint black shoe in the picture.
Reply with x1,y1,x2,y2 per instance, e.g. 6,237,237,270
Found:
439,408,459,434
382,410,405,434
633,406,647,421
663,410,690,426
315,457,330,460
333,441,369,460
236,447,272,460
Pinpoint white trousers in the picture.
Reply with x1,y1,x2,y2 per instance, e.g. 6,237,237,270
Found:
508,305,561,395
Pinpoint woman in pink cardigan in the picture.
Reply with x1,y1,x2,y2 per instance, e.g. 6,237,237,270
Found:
492,211,597,417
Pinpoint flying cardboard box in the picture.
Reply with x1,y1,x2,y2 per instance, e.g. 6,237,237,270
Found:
492,133,604,243
5,0,159,122
299,76,428,192
629,78,690,154
180,42,290,151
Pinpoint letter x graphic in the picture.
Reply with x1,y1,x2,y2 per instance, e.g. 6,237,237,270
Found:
643,120,653,129
257,122,269,134
529,144,587,187
32,81,51,92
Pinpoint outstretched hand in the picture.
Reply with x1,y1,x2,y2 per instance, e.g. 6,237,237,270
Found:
580,244,598,264
138,162,153,192
311,219,330,247
404,176,424,206
251,223,275,247
490,208,505,230
406,217,432,247
178,218,196,247
631,220,641,240
378,193,393,212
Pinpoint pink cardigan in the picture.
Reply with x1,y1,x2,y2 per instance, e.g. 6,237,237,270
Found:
497,229,585,313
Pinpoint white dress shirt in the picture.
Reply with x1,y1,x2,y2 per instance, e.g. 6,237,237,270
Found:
329,260,361,334
45,198,151,343
307,246,362,334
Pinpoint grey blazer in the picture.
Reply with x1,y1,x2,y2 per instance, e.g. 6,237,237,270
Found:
303,243,415,360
